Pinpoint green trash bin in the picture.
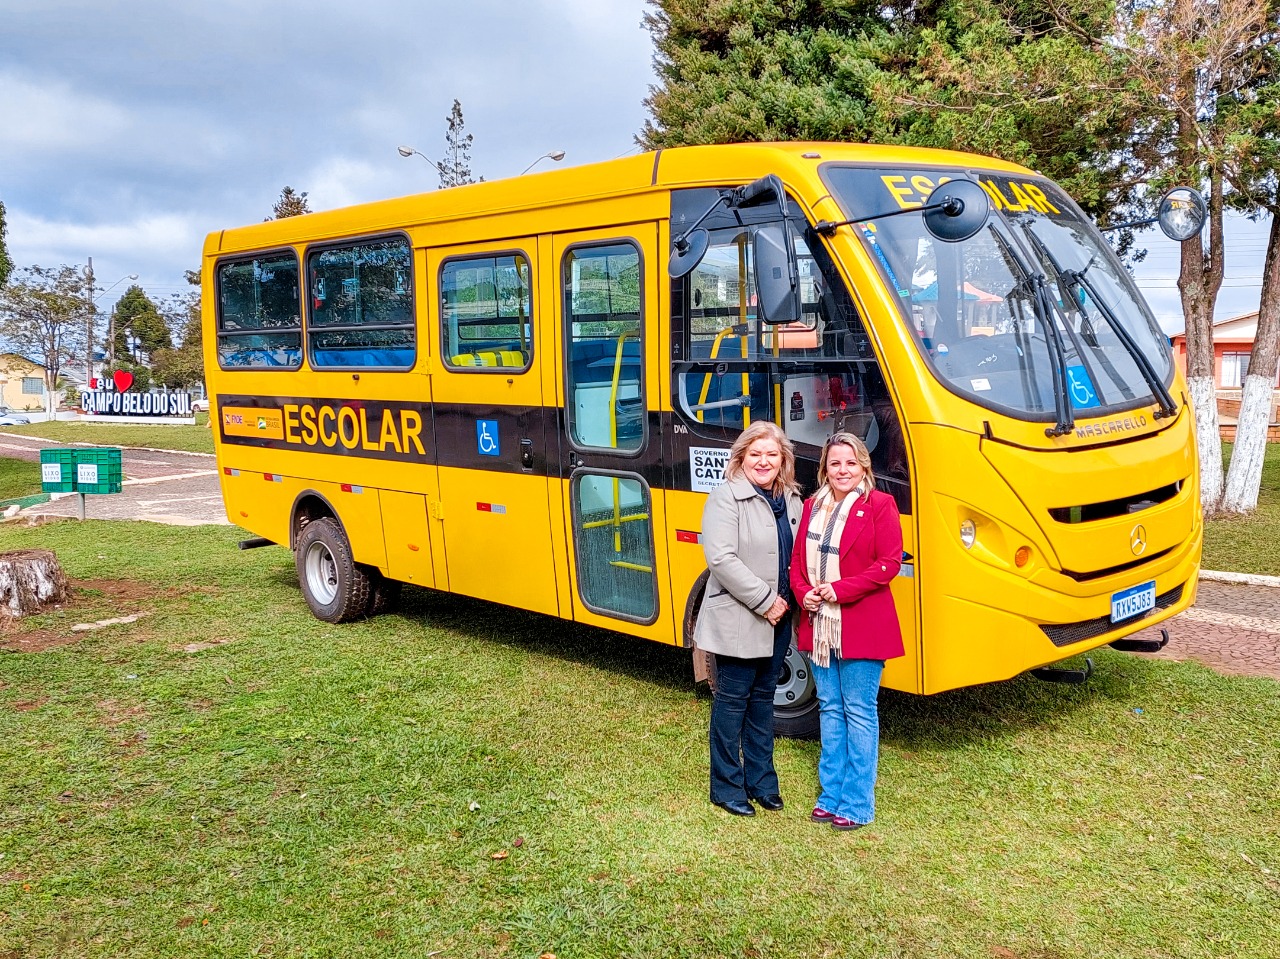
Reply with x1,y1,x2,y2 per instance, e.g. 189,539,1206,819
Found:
39,449,77,493
73,448,123,494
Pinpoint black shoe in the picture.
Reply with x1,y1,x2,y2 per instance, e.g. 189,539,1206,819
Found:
752,794,784,811
712,799,755,817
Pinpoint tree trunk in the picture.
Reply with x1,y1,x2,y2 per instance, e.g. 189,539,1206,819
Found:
1180,171,1226,513
1222,211,1280,513
0,549,70,617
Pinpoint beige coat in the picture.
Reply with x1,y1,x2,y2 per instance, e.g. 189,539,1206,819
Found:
694,476,803,659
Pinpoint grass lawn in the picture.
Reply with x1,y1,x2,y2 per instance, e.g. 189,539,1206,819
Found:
0,457,43,502
0,520,1275,958
1202,442,1280,576
1,417,214,455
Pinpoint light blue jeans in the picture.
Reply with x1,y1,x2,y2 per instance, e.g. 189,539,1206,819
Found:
809,657,885,824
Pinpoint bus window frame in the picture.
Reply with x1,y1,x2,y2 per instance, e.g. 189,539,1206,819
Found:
303,230,417,373
214,246,305,373
561,237,649,459
568,467,661,626
437,247,536,375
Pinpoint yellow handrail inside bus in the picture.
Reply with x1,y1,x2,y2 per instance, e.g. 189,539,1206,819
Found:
604,330,651,571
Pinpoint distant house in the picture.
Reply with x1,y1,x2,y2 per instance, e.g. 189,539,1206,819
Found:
0,354,48,411
1169,312,1280,441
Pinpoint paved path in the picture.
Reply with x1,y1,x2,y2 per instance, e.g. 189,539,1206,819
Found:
1125,581,1280,680
3,433,1277,679
2,433,227,526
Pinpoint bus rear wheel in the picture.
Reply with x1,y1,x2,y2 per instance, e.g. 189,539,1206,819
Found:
702,641,820,741
296,517,371,623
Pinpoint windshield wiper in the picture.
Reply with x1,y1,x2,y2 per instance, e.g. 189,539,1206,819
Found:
990,229,1075,436
1014,218,1178,421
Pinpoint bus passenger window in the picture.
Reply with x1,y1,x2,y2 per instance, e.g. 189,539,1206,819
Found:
440,253,533,372
216,251,302,369
307,235,414,369
564,243,644,451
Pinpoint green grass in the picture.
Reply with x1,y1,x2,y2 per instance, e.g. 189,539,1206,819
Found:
1202,442,1280,576
1,417,214,455
0,456,43,502
0,520,1276,958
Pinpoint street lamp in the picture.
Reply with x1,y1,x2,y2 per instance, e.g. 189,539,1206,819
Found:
520,150,566,175
397,145,437,165
85,262,138,384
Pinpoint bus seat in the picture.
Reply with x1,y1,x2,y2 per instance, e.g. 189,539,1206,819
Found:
497,350,526,367
450,353,478,366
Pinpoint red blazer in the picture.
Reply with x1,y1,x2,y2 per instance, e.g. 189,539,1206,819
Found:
789,489,905,662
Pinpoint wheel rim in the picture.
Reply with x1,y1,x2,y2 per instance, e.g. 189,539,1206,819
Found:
303,540,339,605
775,644,816,714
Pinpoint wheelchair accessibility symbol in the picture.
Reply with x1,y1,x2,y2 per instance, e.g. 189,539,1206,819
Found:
476,419,500,456
1065,364,1100,410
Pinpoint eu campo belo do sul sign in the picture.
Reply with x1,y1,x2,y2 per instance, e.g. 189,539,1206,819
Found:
80,370,194,417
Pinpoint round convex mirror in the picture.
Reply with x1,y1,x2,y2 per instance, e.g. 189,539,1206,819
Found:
923,179,991,243
668,228,711,278
1158,187,1207,242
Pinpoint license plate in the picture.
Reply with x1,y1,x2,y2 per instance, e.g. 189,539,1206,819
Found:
1111,580,1156,624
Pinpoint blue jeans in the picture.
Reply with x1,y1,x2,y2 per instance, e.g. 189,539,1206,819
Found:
809,657,885,824
709,625,790,803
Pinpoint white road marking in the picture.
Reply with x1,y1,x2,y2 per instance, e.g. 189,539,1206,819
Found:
122,470,217,486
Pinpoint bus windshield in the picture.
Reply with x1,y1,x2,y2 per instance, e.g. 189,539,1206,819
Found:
820,165,1174,424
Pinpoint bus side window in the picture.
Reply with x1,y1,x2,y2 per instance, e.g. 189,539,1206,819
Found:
307,235,414,369
440,253,533,373
216,250,303,370
564,243,644,451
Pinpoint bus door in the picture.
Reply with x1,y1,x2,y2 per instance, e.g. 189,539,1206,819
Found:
426,240,561,616
552,227,674,640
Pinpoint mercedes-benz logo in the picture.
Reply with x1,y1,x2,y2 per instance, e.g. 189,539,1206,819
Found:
1129,523,1147,556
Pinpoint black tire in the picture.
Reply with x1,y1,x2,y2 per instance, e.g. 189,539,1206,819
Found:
295,517,371,623
364,567,402,616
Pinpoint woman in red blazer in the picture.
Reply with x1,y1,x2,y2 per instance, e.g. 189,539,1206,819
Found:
789,432,903,831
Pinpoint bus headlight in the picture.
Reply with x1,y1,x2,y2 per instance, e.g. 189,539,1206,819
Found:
959,519,976,549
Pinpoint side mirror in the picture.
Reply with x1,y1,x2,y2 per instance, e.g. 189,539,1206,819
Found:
753,221,801,324
669,228,710,279
922,179,991,243
1158,186,1207,242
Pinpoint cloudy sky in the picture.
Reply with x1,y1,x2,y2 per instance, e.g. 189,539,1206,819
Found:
1,0,1269,334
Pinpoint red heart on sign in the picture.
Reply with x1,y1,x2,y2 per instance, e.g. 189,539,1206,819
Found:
113,370,134,392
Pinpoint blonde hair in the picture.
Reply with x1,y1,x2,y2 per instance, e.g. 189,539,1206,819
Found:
724,421,799,496
818,431,876,499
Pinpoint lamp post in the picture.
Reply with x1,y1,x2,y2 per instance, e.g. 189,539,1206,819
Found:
397,145,437,165
90,270,138,383
520,150,566,175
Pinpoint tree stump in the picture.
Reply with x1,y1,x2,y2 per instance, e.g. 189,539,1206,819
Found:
0,549,70,617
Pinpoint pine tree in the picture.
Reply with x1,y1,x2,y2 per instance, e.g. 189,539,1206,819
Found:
438,100,482,188
268,186,312,220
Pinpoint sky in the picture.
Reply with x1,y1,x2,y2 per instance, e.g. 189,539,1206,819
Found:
1,0,1270,336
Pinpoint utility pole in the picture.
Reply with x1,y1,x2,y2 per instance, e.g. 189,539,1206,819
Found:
85,257,95,386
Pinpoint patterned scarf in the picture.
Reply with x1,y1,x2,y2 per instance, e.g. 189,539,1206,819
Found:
804,485,863,667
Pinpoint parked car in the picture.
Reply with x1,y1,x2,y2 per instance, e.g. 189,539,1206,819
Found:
191,397,210,413
0,407,31,426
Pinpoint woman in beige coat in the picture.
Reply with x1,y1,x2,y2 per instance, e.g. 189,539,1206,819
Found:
694,421,803,816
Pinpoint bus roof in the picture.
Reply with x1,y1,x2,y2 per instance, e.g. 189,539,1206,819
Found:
204,141,1035,257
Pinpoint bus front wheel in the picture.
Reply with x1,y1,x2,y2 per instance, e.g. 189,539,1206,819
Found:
296,517,371,623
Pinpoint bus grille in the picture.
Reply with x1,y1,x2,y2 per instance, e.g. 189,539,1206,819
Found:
1040,584,1184,648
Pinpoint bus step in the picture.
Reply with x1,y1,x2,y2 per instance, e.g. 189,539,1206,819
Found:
1109,628,1170,654
1029,657,1093,685
237,537,276,550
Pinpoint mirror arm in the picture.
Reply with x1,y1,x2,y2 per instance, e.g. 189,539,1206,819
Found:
1099,215,1158,234
672,193,732,254
814,198,959,236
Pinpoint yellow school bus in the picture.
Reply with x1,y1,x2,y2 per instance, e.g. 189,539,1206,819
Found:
203,142,1201,737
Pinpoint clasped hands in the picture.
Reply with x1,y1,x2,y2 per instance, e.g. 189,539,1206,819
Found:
803,582,838,612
